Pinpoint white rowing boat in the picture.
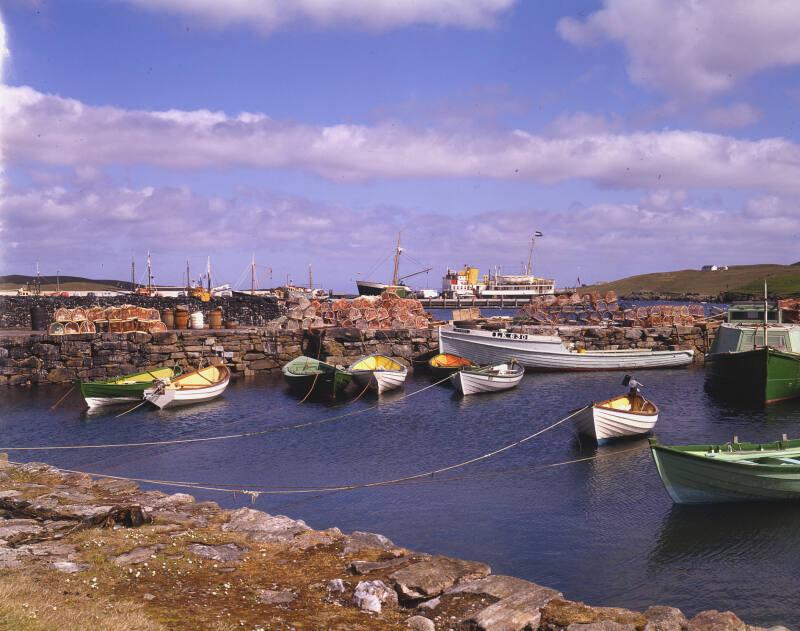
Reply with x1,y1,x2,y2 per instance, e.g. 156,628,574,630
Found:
144,365,230,409
574,376,659,443
451,361,524,395
438,326,693,371
348,354,408,394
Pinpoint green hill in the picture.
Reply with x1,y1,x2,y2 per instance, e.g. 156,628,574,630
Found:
0,275,133,292
581,264,800,299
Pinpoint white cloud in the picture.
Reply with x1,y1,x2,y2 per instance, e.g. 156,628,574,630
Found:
120,0,516,33
703,103,761,129
5,85,800,193
558,0,800,99
3,176,800,285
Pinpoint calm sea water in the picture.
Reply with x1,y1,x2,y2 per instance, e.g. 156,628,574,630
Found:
1,367,798,628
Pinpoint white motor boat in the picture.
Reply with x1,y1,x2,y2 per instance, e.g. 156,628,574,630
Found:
144,365,230,409
451,361,524,395
348,354,408,394
438,326,693,371
574,376,659,444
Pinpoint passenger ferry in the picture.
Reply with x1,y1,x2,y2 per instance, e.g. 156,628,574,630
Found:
441,235,556,299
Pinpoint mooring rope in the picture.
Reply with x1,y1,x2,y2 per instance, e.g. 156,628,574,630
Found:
0,374,451,452
6,404,592,500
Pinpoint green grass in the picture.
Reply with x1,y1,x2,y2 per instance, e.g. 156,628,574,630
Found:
581,264,800,298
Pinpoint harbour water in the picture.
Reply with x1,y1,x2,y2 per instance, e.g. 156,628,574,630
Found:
2,368,799,627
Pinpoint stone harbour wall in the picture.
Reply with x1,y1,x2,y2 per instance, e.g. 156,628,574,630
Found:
0,295,285,329
0,327,439,386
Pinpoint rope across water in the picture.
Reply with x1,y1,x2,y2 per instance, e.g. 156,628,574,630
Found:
6,404,597,500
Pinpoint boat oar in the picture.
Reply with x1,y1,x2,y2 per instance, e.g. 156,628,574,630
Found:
50,385,76,410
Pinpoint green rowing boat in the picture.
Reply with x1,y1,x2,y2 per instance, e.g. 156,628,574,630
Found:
649,436,800,504
78,366,177,410
282,356,352,399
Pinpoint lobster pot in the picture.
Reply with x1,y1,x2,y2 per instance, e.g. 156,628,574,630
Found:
190,311,205,329
48,322,65,336
208,308,223,329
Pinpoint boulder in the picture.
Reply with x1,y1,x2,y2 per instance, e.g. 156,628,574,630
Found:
112,544,165,566
688,611,745,631
353,580,398,613
327,578,348,594
644,606,688,631
350,557,410,575
186,543,247,563
567,623,637,631
256,589,296,605
390,555,491,601
222,508,309,543
343,530,396,555
461,581,562,631
153,493,196,508
406,615,436,631
541,599,648,630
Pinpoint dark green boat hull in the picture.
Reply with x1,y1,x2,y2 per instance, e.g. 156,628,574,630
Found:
283,370,352,399
706,347,800,404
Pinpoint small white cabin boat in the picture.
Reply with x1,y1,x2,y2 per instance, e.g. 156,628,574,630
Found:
348,355,408,394
144,365,230,409
439,326,693,371
574,378,659,443
451,361,524,395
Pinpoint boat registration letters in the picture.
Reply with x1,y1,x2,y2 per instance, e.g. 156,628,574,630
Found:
491,331,529,340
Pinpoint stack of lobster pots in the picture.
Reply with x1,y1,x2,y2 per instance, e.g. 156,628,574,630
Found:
47,305,167,336
276,291,434,331
515,291,707,327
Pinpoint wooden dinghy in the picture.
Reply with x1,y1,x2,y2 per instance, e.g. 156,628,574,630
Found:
282,356,352,399
574,376,659,444
650,435,800,504
428,353,477,380
438,326,694,371
451,360,524,396
144,365,230,409
78,367,176,409
348,354,408,394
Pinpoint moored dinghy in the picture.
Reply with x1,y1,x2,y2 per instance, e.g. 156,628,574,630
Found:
79,366,177,409
428,353,477,380
574,376,659,444
348,355,408,394
650,435,800,504
144,365,230,409
282,356,352,399
451,360,524,395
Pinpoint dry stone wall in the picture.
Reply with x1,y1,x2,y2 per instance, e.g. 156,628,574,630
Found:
0,327,439,386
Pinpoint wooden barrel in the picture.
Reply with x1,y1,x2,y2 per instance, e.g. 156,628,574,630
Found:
174,309,189,329
161,309,175,329
208,308,223,329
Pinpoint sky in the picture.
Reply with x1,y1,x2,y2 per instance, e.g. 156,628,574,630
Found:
0,0,799,291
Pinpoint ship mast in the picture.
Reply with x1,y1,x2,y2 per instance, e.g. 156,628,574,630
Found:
131,256,136,291
391,233,402,287
146,251,153,292
186,259,191,294
308,264,313,290
251,255,256,295
206,256,212,293
527,231,543,276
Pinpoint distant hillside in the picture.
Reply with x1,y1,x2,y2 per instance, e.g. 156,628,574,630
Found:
0,275,133,292
581,264,800,299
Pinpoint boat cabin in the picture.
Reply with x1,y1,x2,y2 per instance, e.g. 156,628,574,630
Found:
711,323,800,354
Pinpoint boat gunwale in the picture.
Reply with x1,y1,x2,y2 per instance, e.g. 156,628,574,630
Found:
649,437,800,472
348,354,407,374
594,394,659,417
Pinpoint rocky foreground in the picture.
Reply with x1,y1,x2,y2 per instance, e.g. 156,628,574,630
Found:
0,454,788,631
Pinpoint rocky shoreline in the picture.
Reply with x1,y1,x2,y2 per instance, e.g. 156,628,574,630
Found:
0,454,786,630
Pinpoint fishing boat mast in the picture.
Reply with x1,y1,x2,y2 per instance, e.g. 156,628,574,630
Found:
308,263,313,290
392,233,402,287
206,257,212,293
146,251,153,292
131,256,136,291
526,231,543,276
251,255,256,295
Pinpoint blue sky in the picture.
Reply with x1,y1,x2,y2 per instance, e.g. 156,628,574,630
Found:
1,0,800,290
